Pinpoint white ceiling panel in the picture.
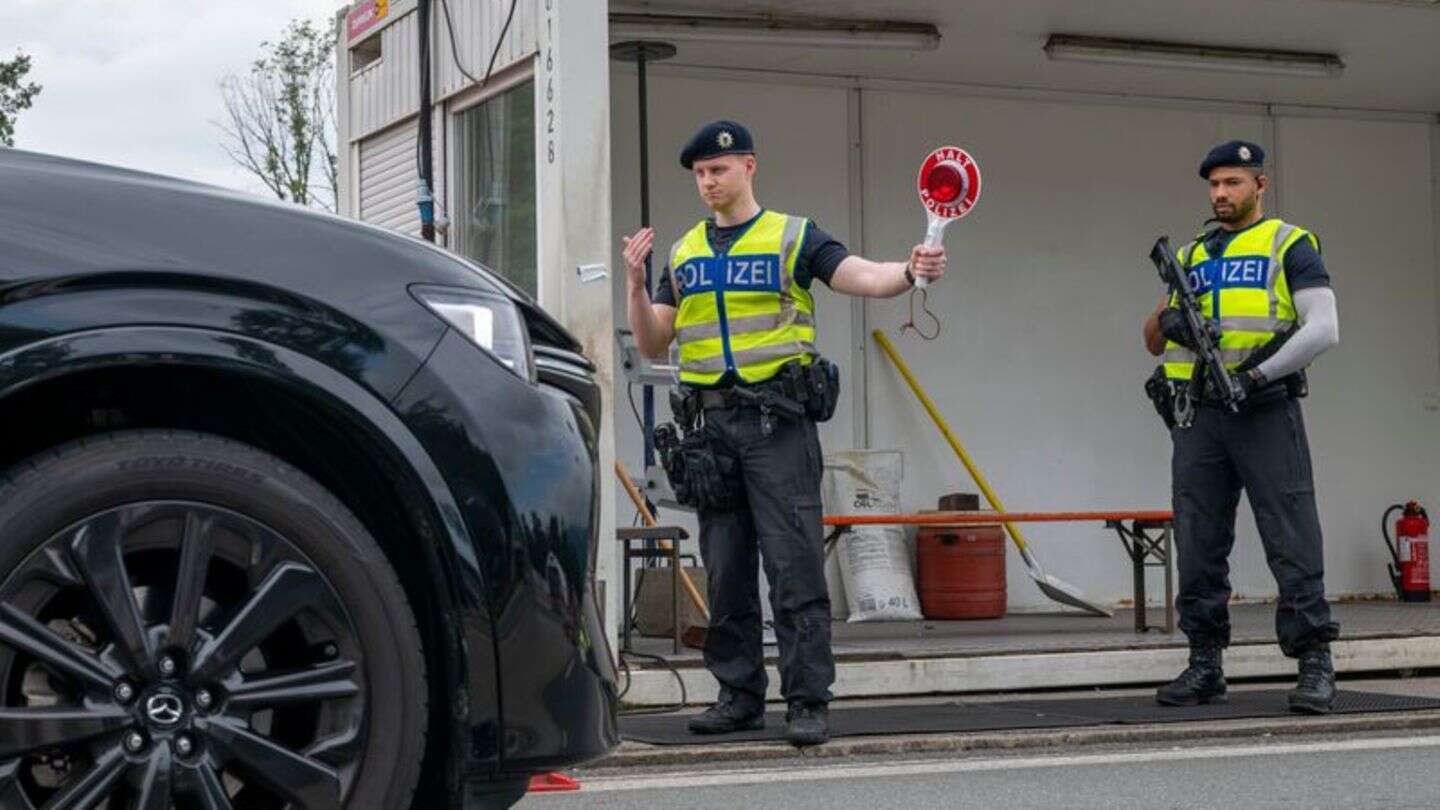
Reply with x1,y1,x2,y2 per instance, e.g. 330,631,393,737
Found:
612,1,1440,113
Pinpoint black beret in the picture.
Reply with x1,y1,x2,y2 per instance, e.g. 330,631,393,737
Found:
680,120,755,169
1199,140,1265,178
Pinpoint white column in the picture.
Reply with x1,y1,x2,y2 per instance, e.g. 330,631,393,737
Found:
335,7,355,218
536,0,621,657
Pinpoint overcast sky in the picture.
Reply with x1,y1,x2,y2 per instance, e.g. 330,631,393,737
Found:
3,0,346,194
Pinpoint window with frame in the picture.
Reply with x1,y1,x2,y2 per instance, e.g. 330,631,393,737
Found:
454,80,537,298
350,34,382,73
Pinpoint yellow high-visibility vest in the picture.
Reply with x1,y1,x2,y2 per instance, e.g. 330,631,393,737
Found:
1163,218,1316,382
668,210,816,386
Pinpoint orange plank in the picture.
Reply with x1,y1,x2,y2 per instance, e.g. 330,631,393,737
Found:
823,511,1172,526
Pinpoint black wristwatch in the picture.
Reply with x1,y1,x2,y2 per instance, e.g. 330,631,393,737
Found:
904,264,916,287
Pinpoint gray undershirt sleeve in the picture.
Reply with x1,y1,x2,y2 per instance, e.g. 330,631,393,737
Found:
1256,287,1339,381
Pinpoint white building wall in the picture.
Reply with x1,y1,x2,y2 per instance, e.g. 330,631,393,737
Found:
864,89,1440,609
612,69,1440,612
344,0,536,141
342,0,537,237
349,7,421,138
432,0,539,102
1275,116,1440,592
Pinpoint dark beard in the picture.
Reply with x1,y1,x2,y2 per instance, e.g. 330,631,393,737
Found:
1213,196,1256,224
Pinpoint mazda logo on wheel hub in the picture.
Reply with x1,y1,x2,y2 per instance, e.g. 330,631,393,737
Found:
145,693,185,726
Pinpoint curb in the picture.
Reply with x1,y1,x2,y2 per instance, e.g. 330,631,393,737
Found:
589,710,1440,770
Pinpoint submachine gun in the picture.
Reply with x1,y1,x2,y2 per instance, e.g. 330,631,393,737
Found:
1148,236,1246,426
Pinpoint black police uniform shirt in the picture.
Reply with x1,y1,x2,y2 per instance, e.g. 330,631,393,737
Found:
653,210,849,389
1192,217,1331,292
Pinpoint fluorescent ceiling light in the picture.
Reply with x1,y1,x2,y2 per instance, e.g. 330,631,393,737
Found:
1330,1,1440,6
609,13,941,51
1043,34,1344,78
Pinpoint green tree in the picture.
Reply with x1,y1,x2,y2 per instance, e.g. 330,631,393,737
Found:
0,50,43,147
218,18,338,210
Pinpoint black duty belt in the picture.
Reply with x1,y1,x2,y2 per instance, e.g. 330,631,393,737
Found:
694,381,806,437
1198,372,1307,409
698,385,781,410
680,358,837,436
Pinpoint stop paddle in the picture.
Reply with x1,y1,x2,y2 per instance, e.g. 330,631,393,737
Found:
915,146,981,288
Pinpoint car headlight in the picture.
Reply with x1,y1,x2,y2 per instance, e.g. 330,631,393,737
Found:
412,286,534,382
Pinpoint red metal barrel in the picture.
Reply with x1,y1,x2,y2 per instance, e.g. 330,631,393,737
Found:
917,524,1006,619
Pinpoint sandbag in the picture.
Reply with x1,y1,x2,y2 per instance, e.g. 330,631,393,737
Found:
822,451,921,622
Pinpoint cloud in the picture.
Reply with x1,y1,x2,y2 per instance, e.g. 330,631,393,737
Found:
3,0,344,195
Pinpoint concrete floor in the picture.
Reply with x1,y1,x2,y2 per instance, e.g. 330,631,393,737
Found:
625,600,1440,665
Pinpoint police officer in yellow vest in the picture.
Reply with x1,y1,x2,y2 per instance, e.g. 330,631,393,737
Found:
623,121,947,745
1143,140,1341,713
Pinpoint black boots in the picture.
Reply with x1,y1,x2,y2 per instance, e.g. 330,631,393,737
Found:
784,701,829,746
1157,645,1337,713
1289,646,1337,714
1156,646,1228,706
687,698,828,745
687,698,764,734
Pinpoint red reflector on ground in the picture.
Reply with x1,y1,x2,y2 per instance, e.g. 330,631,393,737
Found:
528,772,581,793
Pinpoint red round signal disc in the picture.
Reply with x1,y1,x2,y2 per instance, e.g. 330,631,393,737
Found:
917,146,981,219
926,163,964,204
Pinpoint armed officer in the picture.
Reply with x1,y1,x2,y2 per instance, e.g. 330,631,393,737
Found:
1143,140,1341,713
623,120,946,745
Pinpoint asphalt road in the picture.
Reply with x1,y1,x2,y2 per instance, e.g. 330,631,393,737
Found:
519,731,1440,809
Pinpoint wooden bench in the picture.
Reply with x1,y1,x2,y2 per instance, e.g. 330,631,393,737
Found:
822,511,1176,633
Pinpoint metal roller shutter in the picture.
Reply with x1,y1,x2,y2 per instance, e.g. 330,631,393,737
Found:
359,120,421,236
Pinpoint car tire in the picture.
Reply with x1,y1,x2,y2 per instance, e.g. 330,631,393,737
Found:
0,430,427,809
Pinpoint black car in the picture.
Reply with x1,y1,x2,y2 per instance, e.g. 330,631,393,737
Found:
0,149,618,809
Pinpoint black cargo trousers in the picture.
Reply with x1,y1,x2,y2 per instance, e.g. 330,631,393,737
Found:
1172,395,1340,657
695,403,834,713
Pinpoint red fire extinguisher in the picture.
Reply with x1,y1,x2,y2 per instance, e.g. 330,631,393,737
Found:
1383,501,1430,602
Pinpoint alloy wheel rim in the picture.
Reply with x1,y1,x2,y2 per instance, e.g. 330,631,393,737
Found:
0,501,367,809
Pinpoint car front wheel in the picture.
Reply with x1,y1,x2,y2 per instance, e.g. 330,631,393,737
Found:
0,430,427,809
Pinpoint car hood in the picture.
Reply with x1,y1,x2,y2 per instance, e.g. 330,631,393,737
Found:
0,148,582,354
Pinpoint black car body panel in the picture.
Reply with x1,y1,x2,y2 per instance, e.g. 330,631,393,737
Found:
394,332,617,771
0,149,618,794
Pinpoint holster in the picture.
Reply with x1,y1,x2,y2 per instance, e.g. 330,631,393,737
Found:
777,357,840,422
1144,366,1178,430
669,387,703,433
653,420,740,511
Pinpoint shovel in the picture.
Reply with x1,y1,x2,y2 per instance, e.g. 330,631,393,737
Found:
872,330,1112,617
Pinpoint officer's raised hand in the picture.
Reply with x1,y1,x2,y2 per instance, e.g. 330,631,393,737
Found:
621,227,655,291
908,244,947,284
